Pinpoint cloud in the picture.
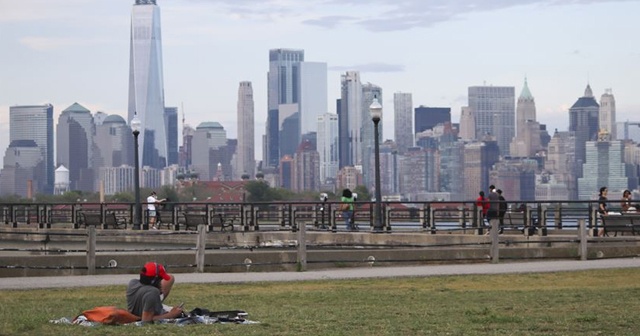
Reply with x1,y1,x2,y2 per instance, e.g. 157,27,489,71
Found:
315,0,640,31
302,15,355,28
0,0,88,23
329,63,405,73
18,37,93,51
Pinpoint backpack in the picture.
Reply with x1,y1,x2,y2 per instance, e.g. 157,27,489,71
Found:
77,306,140,325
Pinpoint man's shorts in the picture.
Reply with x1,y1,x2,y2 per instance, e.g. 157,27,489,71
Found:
148,210,157,217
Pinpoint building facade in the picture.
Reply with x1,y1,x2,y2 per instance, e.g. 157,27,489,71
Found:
468,86,515,156
3,104,54,195
56,103,96,192
237,81,256,179
317,113,339,184
128,0,167,169
265,48,304,168
394,92,413,154
339,71,362,168
599,89,616,139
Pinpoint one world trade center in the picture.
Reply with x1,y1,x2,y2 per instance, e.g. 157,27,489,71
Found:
128,0,167,168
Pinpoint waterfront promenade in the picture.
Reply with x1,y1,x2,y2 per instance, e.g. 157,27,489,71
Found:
2,258,640,290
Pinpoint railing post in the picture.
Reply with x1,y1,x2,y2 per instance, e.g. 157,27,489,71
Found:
578,219,587,260
250,206,258,231
429,205,436,234
331,206,337,233
86,226,96,275
206,204,212,232
539,205,548,236
554,203,562,229
476,207,483,235
297,213,307,271
420,203,427,231
196,224,206,273
291,206,298,232
588,202,595,234
459,205,466,232
490,218,500,263
12,205,17,228
384,203,392,232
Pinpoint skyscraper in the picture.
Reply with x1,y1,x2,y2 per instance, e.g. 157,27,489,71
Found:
509,78,541,157
237,81,256,179
2,104,54,195
577,136,629,200
468,86,515,156
394,92,413,154
458,106,475,141
57,103,96,192
569,84,599,174
361,83,383,189
164,107,178,165
191,122,227,181
414,106,451,134
94,114,132,169
293,139,320,192
599,89,616,140
265,48,304,168
339,71,362,168
317,113,339,184
128,0,167,169
299,62,328,137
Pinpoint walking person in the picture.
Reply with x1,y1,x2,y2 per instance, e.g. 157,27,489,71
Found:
476,191,489,227
340,189,355,231
497,189,507,234
146,191,165,230
486,185,500,233
597,186,608,237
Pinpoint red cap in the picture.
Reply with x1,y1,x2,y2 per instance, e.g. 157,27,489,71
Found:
141,262,171,281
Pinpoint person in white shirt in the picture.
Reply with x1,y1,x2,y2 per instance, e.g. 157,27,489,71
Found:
146,191,165,230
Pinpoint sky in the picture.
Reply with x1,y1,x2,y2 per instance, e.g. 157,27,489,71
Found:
1,0,640,165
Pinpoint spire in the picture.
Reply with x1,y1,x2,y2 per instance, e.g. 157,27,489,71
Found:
584,84,593,98
519,77,533,100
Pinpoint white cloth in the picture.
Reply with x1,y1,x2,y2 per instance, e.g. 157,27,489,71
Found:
147,195,157,211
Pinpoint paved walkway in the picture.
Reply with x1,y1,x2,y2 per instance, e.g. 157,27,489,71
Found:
2,258,640,290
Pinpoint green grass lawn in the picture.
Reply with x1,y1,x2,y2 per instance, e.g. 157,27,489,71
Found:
2,268,640,335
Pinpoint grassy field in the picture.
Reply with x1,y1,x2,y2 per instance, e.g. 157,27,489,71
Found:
2,268,640,335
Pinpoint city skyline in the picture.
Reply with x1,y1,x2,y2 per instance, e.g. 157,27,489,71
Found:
1,0,640,165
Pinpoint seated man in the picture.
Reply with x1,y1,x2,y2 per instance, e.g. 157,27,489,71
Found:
126,262,183,322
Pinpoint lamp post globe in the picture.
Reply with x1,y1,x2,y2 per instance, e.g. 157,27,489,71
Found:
131,114,142,230
369,97,384,233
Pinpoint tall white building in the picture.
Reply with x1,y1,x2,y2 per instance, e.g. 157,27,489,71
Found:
458,106,475,141
394,92,413,153
317,113,339,184
237,81,255,179
299,62,328,136
339,71,362,168
599,89,616,140
127,0,167,169
509,79,541,157
99,165,135,195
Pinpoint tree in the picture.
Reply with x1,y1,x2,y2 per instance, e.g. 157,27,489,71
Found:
353,185,371,202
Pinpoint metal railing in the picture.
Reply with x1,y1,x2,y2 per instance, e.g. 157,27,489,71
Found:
0,200,611,233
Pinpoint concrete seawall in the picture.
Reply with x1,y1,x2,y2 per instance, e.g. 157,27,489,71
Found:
3,227,640,277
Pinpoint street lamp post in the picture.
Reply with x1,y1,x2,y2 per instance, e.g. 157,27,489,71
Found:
131,114,142,230
370,98,384,233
